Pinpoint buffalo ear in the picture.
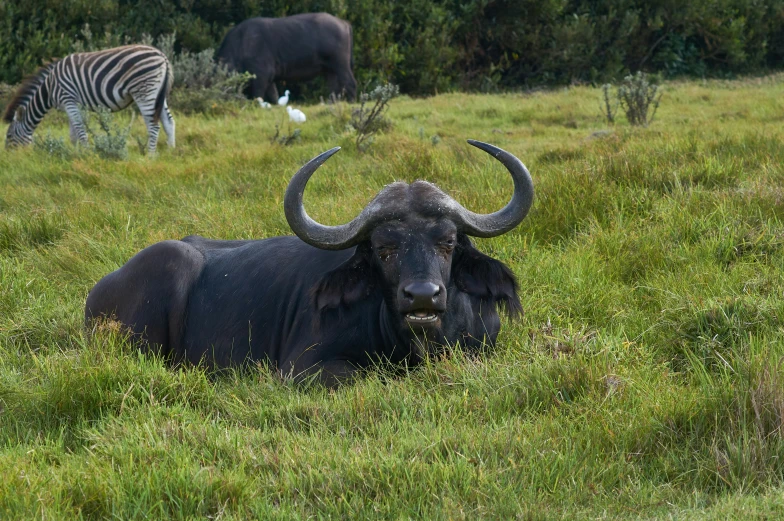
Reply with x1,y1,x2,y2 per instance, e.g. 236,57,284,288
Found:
452,235,523,319
313,242,376,311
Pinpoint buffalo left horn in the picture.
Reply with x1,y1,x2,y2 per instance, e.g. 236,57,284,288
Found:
445,140,534,238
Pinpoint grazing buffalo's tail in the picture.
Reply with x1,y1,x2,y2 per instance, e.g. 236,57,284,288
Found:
153,59,173,124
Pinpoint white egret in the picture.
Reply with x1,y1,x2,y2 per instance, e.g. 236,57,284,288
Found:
287,106,306,123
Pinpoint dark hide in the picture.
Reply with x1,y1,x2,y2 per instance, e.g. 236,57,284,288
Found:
85,233,520,386
452,235,522,318
86,141,533,386
216,13,357,101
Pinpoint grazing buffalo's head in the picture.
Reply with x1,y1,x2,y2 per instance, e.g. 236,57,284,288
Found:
285,140,533,344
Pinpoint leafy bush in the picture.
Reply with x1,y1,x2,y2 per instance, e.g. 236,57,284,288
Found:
81,107,130,160
269,125,302,146
71,23,131,54
600,72,662,127
617,72,662,127
168,63,253,115
33,133,75,160
143,33,254,114
0,83,16,113
350,83,399,152
600,83,618,125
2,0,784,96
31,108,131,160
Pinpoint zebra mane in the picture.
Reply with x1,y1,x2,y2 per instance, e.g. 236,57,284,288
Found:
3,62,57,123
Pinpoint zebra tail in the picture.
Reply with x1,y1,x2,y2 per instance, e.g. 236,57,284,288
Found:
153,60,173,124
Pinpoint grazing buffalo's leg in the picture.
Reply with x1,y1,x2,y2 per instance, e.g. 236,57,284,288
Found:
85,240,205,359
339,70,358,101
325,72,342,98
330,68,357,101
264,82,279,105
250,74,272,101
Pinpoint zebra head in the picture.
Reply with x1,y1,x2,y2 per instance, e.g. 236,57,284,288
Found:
4,63,55,149
5,109,34,149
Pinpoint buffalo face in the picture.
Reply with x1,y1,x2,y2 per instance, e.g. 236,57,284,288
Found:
368,218,524,336
310,217,455,336
370,217,454,331
288,141,533,346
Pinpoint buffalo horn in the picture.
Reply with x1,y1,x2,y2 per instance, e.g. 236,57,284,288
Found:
448,140,534,237
284,147,384,250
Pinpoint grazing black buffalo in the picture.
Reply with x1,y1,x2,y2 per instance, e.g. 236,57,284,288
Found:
216,12,357,102
85,141,534,385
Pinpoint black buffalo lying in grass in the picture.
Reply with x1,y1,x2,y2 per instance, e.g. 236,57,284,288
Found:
216,12,357,102
85,141,534,385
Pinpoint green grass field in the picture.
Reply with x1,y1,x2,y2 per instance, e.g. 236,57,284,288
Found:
2,77,784,519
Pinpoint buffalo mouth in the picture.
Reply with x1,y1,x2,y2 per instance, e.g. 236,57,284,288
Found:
404,310,441,324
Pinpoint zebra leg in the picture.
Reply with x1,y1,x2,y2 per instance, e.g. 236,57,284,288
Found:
142,115,161,155
132,93,162,155
69,121,79,144
160,101,175,148
63,102,88,146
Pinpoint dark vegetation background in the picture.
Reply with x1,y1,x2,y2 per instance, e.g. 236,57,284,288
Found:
2,0,784,97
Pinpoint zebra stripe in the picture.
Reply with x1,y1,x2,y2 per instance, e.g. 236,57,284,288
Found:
4,45,175,154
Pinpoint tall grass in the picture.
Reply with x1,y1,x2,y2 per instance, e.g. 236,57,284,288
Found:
2,77,784,518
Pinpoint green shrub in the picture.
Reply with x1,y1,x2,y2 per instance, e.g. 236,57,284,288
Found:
269,125,302,147
600,83,618,124
81,107,130,160
617,72,662,127
600,72,663,127
0,82,18,113
350,82,399,152
32,133,75,160
31,108,135,160
2,0,784,96
70,23,131,53
145,33,254,114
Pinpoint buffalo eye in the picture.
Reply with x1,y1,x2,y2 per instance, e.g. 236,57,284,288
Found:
437,237,456,256
376,246,398,262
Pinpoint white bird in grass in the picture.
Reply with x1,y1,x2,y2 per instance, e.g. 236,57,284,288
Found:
277,90,290,106
255,97,271,108
287,106,307,123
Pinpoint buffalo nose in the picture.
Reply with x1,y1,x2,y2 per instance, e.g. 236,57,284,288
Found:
402,282,442,306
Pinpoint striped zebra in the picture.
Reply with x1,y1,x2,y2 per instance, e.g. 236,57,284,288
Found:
4,45,175,154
